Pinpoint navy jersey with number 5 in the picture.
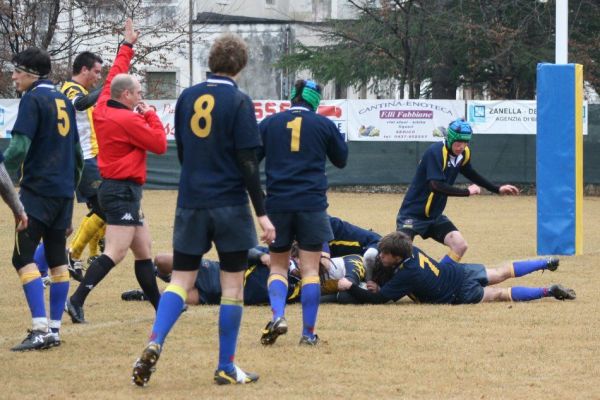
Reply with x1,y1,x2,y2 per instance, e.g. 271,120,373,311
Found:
379,246,465,303
11,80,79,198
174,74,261,209
259,105,348,212
399,141,471,220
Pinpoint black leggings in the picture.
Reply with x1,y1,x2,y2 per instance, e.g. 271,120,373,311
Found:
13,217,67,270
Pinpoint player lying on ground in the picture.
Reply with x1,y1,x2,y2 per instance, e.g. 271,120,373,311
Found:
337,231,575,304
121,247,301,305
121,246,369,307
326,215,381,279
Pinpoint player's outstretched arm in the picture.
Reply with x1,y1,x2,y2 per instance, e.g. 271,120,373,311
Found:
499,184,520,195
96,18,138,109
124,18,139,45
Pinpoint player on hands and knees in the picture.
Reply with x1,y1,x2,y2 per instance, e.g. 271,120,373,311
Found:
396,119,519,264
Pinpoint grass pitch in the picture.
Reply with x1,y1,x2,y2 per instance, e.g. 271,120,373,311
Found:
1,191,599,399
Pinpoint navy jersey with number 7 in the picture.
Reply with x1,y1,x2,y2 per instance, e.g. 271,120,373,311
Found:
380,246,466,303
174,74,261,209
258,105,348,212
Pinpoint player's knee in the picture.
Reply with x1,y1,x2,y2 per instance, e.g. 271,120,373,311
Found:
455,241,468,256
154,253,173,274
447,234,467,256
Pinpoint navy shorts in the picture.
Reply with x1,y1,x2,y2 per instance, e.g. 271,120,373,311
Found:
20,187,73,230
98,179,143,226
173,204,257,255
76,157,102,203
268,210,333,248
454,263,489,304
396,214,458,244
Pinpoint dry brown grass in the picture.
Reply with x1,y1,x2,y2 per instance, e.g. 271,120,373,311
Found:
1,191,600,400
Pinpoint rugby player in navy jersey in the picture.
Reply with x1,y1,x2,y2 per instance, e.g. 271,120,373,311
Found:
3,47,83,351
132,33,275,387
318,254,368,304
121,247,302,306
338,232,575,304
326,215,381,280
258,79,348,347
396,119,519,265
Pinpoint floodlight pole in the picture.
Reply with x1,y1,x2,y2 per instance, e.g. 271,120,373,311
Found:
555,0,568,64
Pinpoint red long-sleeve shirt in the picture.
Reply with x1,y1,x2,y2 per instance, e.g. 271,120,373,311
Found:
93,44,167,185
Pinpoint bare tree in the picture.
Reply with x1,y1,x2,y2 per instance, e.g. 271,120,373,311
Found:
0,0,199,96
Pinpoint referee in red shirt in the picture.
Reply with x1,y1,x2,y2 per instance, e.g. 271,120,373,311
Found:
66,19,167,323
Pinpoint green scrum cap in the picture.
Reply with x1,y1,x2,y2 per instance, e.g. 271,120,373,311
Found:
290,79,321,111
446,119,473,147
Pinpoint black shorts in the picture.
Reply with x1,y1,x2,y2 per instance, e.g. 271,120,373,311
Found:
268,210,333,249
396,214,458,244
20,187,73,230
454,263,488,304
173,205,257,255
76,157,102,203
98,179,143,226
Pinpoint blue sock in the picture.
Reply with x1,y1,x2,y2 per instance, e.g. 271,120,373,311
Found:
218,298,243,373
150,285,185,346
49,277,69,326
22,276,46,320
301,277,321,338
510,287,547,301
34,244,49,277
512,259,548,277
268,274,288,320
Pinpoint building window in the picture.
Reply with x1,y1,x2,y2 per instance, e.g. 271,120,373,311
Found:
266,0,275,5
145,71,177,99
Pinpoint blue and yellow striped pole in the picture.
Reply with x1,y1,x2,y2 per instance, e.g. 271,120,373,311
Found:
536,63,583,255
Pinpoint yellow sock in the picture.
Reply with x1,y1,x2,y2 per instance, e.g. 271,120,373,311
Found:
68,215,90,259
69,214,105,259
88,223,106,257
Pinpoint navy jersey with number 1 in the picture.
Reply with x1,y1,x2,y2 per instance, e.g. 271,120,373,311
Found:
259,105,348,212
174,74,261,209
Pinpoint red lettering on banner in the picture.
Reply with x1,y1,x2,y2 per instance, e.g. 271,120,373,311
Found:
318,105,342,118
254,102,263,120
265,102,277,115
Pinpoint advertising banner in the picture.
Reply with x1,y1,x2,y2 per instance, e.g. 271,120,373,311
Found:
346,100,465,141
467,100,588,135
147,99,348,141
0,100,19,138
253,99,348,140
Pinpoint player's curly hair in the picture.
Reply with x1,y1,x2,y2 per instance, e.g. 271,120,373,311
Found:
378,231,412,259
208,33,248,76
